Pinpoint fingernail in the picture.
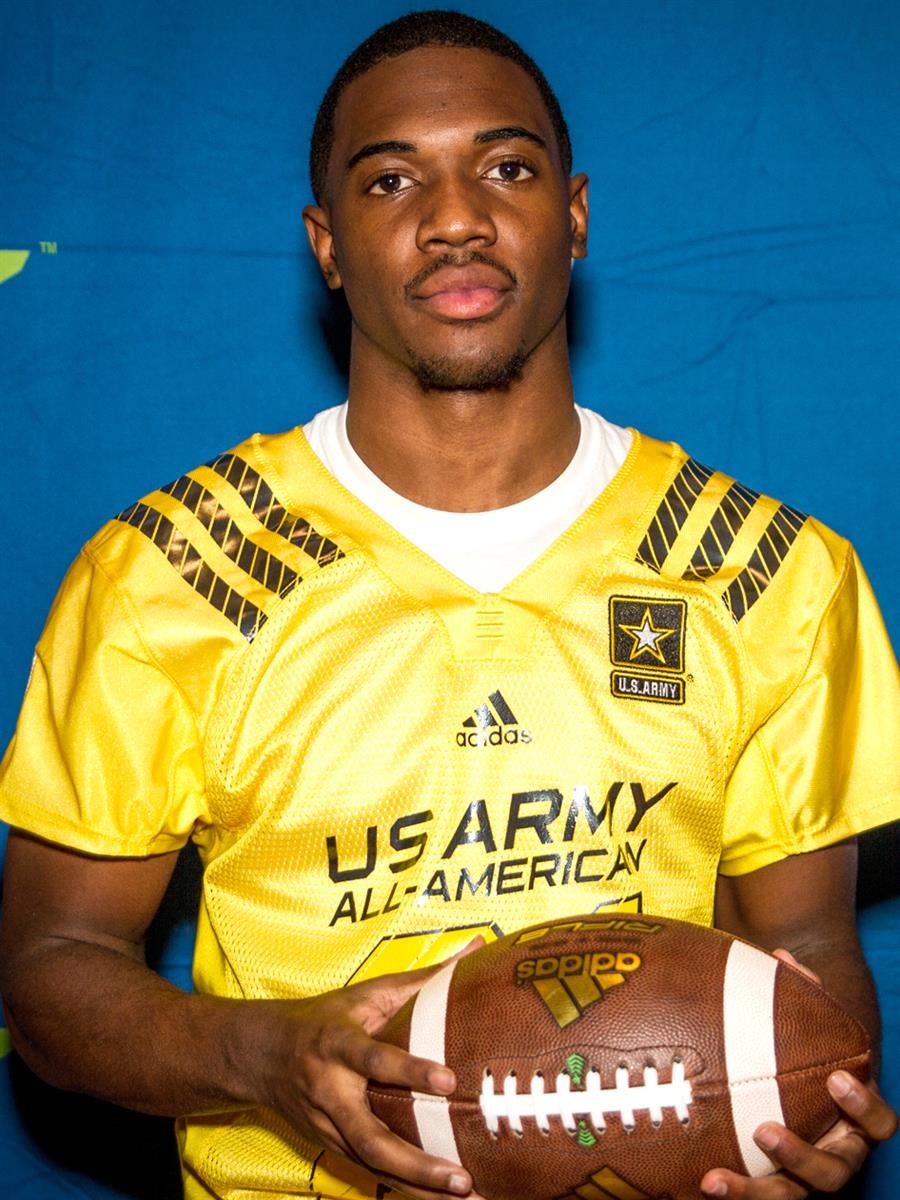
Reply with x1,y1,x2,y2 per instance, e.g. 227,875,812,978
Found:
430,1066,455,1092
449,1174,469,1194
828,1071,852,1098
755,1125,780,1151
702,1182,727,1197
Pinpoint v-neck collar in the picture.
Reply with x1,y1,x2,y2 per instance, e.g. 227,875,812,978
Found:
261,426,678,659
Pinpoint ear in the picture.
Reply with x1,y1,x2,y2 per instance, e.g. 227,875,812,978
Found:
302,205,343,290
568,173,589,260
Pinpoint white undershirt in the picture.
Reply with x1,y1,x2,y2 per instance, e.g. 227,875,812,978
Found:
303,403,632,593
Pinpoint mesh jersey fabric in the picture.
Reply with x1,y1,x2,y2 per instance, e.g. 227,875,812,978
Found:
1,426,898,1200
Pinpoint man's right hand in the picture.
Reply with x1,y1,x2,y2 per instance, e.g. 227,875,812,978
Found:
0,830,480,1200
259,964,479,1200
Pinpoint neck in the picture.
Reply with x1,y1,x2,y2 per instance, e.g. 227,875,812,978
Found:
344,325,579,512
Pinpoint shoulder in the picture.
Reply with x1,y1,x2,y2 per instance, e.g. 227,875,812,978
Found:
624,433,854,681
82,427,348,647
629,433,850,603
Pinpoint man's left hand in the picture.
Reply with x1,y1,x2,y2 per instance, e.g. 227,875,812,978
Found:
700,1067,898,1196
709,848,899,1195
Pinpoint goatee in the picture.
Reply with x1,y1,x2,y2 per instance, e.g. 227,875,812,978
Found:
407,348,527,392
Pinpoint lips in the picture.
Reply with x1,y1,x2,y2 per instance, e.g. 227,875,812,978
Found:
411,263,514,320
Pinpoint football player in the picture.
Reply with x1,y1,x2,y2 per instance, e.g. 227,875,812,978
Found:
1,11,897,1200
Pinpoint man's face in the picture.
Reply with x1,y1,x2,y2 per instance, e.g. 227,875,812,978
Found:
304,46,588,391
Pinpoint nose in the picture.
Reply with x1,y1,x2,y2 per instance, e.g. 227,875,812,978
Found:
415,173,497,251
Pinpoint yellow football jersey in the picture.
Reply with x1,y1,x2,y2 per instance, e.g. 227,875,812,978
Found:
1,428,897,1200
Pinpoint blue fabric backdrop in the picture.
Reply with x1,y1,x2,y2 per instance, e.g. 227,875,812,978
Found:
1,1,898,1196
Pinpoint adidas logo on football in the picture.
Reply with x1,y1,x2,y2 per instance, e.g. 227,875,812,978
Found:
516,950,642,1027
456,690,533,747
557,1166,652,1200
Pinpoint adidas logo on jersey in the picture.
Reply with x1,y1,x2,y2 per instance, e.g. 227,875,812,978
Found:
456,690,533,747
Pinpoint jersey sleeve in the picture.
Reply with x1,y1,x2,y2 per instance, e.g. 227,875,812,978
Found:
720,547,900,875
0,546,209,856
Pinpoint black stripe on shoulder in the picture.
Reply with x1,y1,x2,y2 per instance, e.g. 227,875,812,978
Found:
722,503,807,622
208,453,345,568
114,451,348,641
116,502,263,641
635,458,713,573
682,479,760,582
160,474,300,598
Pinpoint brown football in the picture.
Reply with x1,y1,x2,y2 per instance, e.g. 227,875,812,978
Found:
367,914,870,1200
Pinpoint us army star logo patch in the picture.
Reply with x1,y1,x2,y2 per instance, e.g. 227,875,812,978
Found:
609,595,687,705
609,597,687,673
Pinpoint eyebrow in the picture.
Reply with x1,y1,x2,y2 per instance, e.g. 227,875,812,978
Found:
474,126,546,150
346,140,415,171
345,126,547,173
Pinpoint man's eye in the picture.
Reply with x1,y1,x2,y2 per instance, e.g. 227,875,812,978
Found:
484,160,535,182
368,173,414,195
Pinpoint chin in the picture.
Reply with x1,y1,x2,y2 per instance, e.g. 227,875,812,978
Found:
408,348,527,392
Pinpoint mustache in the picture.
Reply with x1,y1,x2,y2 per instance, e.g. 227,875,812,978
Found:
404,251,518,297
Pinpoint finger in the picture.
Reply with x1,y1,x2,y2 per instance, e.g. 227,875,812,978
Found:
339,1021,456,1094
449,934,487,960
827,1072,900,1141
700,1166,807,1197
300,1080,483,1200
751,1121,865,1192
771,949,821,987
353,944,487,1046
366,937,486,1002
298,1105,356,1162
700,1166,806,1195
295,1049,473,1197
353,957,468,1032
375,1176,487,1200
699,1115,875,1198
375,1162,487,1200
329,1100,474,1198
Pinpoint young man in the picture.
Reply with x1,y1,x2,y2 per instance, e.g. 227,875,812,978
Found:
0,10,897,1200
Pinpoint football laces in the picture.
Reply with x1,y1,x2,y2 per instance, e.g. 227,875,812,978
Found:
479,1059,693,1136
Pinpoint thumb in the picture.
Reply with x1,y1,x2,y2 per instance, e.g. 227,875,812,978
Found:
359,936,488,1025
772,947,822,986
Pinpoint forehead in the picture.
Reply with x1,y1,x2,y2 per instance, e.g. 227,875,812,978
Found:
329,45,559,169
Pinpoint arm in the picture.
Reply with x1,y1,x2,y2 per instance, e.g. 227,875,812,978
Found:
0,830,476,1200
702,841,897,1197
714,840,880,1054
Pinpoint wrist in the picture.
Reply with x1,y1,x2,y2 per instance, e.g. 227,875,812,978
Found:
216,997,296,1111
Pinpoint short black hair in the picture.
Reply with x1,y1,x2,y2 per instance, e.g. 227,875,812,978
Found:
309,9,573,203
